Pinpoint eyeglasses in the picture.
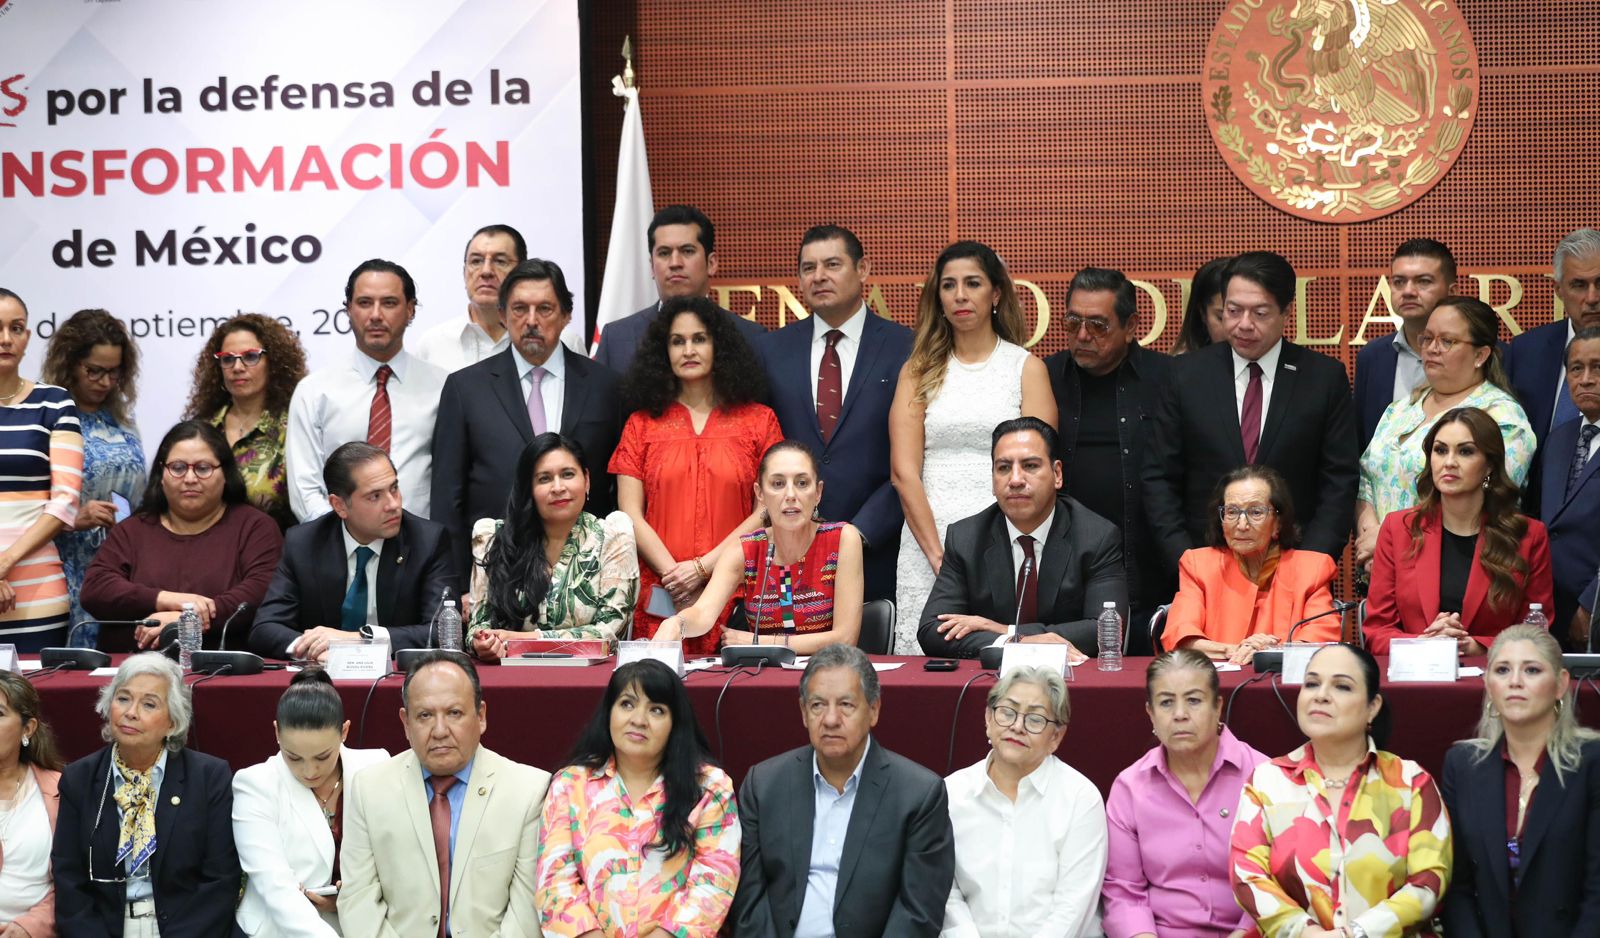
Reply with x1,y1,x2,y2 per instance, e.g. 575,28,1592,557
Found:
1417,333,1467,353
990,704,1061,735
214,348,265,368
1064,315,1114,337
162,461,218,479
1219,505,1276,524
80,363,122,383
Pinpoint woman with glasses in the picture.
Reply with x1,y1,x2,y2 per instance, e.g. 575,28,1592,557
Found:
1162,465,1339,663
183,313,309,531
41,309,147,650
1355,296,1533,572
0,290,82,653
0,670,65,938
52,652,242,937
82,420,283,650
943,664,1106,937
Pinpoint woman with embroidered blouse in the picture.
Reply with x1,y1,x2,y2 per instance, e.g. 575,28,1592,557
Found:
468,433,639,660
534,658,740,937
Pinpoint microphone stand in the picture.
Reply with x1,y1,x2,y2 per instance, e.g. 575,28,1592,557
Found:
722,536,795,667
1252,601,1354,673
192,603,264,675
396,587,455,673
39,618,159,670
980,555,1033,670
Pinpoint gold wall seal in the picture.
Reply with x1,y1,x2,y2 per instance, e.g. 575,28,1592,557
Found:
1204,0,1479,223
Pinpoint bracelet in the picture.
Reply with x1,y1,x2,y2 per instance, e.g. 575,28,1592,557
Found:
692,556,708,579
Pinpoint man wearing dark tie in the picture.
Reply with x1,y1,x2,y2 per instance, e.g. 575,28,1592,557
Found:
432,258,623,580
757,225,913,602
1538,328,1600,646
1353,239,1458,449
1509,229,1600,449
1143,251,1359,569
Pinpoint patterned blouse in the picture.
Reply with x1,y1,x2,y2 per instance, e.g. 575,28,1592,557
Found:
1358,383,1534,522
534,760,741,938
1231,741,1452,938
211,406,294,531
55,408,145,648
467,510,640,643
738,521,846,636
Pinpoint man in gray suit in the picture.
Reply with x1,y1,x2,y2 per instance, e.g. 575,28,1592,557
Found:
732,644,954,938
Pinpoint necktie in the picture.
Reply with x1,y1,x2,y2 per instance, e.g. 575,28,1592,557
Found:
527,366,548,436
112,749,158,876
1240,361,1264,464
816,329,844,442
340,546,375,631
1569,423,1600,498
429,775,457,938
1015,534,1038,626
1555,383,1583,431
367,365,393,452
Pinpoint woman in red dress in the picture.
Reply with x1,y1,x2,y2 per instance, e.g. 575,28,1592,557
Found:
609,296,783,655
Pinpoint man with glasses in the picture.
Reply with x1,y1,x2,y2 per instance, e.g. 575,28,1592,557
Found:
414,224,526,371
1043,267,1172,651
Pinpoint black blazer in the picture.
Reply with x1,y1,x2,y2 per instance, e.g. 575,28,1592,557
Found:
247,509,458,658
918,496,1126,657
52,746,243,937
1142,339,1359,569
1439,739,1600,938
431,345,622,579
731,740,954,938
594,301,767,375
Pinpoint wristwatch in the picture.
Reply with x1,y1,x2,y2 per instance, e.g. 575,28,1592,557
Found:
1348,923,1369,938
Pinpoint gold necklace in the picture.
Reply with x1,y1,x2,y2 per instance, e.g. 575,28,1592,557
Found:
0,380,24,405
315,772,342,824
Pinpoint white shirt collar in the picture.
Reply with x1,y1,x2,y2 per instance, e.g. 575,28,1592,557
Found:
353,348,411,382
515,342,566,381
811,304,869,347
1004,505,1056,544
341,521,386,556
982,752,1058,800
812,737,871,792
1232,337,1284,380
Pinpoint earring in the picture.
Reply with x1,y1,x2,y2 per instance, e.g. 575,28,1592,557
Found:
1487,704,1500,719
760,508,771,526
1556,699,1564,713
1483,474,1491,489
21,736,28,748
811,505,823,522
991,306,998,317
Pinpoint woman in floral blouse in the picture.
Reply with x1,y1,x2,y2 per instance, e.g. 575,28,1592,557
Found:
535,658,740,937
1231,643,1453,938
468,433,639,659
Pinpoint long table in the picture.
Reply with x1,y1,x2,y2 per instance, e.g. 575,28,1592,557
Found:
28,656,1595,795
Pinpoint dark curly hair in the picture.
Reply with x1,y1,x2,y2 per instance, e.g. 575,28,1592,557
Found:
40,309,140,426
182,313,308,420
620,296,767,417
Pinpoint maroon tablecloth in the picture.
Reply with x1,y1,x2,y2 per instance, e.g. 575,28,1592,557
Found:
29,656,1590,796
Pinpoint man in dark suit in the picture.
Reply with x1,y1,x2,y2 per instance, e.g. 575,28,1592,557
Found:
1354,239,1458,449
732,643,954,938
757,225,912,602
250,442,458,661
1144,251,1359,569
592,204,766,374
918,416,1126,658
432,258,622,580
1540,328,1600,645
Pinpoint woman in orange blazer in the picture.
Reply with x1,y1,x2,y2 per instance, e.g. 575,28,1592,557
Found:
1164,465,1339,663
0,670,63,938
1364,406,1554,655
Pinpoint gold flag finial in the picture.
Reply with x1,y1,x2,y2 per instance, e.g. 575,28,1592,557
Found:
621,36,635,89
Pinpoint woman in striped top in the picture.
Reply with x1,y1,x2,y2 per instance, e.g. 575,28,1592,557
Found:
0,289,83,651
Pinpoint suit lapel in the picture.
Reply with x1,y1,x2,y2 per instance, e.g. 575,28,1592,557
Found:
833,313,882,435
1036,500,1072,617
985,513,1018,624
1553,430,1600,522
152,749,188,880
784,319,824,442
320,518,348,630
1461,531,1490,629
1542,422,1574,523
1516,755,1563,884
280,755,335,877
376,524,405,629
560,348,591,437
1257,343,1299,462
1208,349,1248,464
834,742,888,909
489,350,535,446
451,750,496,907
1478,755,1513,898
398,752,442,894
787,750,816,900
1416,515,1443,624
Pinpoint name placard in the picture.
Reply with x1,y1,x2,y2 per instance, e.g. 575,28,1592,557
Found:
0,644,16,673
1388,637,1459,683
1000,642,1074,681
1281,643,1331,685
617,640,685,677
327,641,390,680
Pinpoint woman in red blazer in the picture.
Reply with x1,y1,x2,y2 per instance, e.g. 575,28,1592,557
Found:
0,670,63,938
1364,406,1553,655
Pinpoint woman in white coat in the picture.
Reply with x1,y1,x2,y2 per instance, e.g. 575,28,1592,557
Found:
231,668,389,936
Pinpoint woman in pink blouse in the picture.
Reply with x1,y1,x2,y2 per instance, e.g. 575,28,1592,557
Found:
534,658,740,937
1103,649,1268,938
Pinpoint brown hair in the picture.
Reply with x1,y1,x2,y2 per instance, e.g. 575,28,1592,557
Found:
1421,295,1510,394
905,241,1026,405
0,671,63,771
40,309,140,425
1203,464,1300,549
182,313,308,420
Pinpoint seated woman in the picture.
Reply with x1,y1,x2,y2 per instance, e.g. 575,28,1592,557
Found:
468,433,639,661
51,652,242,936
534,659,740,937
1231,643,1453,937
1102,650,1267,938
1364,406,1554,655
81,419,283,651
0,670,64,938
1440,625,1600,936
1162,465,1339,663
232,669,389,937
944,664,1106,936
654,440,863,653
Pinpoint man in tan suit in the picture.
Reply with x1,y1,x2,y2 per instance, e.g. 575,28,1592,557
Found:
339,652,549,938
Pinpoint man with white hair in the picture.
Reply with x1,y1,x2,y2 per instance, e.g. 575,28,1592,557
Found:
1508,228,1600,449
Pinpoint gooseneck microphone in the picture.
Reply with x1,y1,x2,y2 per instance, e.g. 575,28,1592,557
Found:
40,618,160,670
980,555,1033,670
722,535,796,667
396,587,454,673
192,603,263,675
1252,600,1358,673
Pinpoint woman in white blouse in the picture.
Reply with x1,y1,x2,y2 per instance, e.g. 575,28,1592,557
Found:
0,670,61,938
943,664,1108,937
232,669,388,937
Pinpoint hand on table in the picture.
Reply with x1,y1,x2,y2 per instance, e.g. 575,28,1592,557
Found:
156,591,215,627
1016,632,1089,664
935,614,1006,642
134,611,184,649
1228,634,1280,665
470,628,531,661
654,616,685,643
290,626,360,663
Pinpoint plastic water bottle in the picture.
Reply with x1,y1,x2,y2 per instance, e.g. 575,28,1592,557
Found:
435,600,463,652
1524,603,1549,631
1097,601,1123,672
177,603,202,671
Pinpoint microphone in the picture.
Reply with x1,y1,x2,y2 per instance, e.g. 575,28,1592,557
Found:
980,554,1033,670
1253,604,1351,673
39,618,159,670
396,587,453,673
722,535,796,667
192,603,263,676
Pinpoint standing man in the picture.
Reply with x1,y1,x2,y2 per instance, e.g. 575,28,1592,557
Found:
593,205,765,374
432,258,622,579
288,259,447,521
1509,228,1600,447
1043,267,1171,649
1354,239,1458,448
1143,251,1359,569
1540,328,1600,645
757,225,912,602
413,224,526,372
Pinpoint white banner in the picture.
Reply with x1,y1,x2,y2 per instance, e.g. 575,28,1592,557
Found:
0,0,584,449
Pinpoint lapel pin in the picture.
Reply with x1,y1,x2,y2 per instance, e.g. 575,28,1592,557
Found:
171,796,181,805
478,786,487,796
396,555,404,564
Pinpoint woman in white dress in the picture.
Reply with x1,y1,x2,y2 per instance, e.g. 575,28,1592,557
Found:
889,241,1057,654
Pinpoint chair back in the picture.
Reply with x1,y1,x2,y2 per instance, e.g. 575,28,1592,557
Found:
858,599,896,655
1148,604,1171,654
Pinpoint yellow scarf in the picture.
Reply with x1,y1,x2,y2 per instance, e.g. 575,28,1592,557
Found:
112,749,158,874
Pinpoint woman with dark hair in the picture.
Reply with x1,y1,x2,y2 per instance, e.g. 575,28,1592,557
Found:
40,309,146,650
1171,257,1231,355
1363,407,1553,656
656,440,864,654
232,669,389,937
183,313,309,531
1163,465,1339,662
889,240,1056,653
467,433,639,661
534,659,740,936
1232,643,1453,937
609,296,783,655
0,670,64,938
82,419,283,650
